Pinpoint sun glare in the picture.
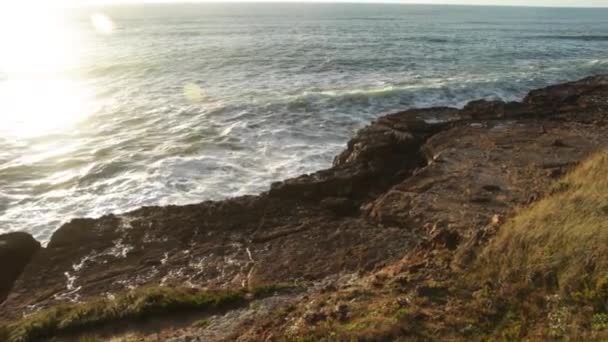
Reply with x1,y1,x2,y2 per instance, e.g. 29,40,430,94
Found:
0,7,79,74
0,80,93,137
0,4,93,137
91,13,115,34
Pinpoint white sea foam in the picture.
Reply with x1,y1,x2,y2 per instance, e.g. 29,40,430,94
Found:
1,4,607,243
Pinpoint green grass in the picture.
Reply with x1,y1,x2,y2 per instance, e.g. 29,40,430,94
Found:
0,284,294,342
192,318,210,329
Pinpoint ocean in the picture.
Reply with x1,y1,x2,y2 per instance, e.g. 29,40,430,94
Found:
1,3,607,242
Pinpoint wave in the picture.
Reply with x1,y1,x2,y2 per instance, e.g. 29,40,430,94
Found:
530,35,608,42
396,36,457,43
586,59,608,66
273,79,522,114
316,85,415,99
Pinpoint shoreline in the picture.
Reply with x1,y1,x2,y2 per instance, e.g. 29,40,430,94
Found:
2,74,608,340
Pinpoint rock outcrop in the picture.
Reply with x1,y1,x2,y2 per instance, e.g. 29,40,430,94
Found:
0,232,40,303
2,75,608,340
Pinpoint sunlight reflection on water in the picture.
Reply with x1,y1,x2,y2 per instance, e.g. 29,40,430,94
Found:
0,6,102,138
1,4,608,242
0,79,93,137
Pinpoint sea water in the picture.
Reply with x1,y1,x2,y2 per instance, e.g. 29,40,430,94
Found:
1,3,607,242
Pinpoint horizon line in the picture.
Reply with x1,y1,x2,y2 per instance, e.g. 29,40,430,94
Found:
73,1,608,9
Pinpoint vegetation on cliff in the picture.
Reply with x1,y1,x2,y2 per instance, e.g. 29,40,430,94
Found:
470,151,608,339
0,284,293,342
481,151,608,292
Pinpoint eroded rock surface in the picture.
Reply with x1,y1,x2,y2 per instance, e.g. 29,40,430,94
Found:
2,76,608,340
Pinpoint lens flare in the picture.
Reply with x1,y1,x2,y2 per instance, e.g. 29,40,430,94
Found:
91,13,114,35
183,83,205,103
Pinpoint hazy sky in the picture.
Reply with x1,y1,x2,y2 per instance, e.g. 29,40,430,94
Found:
87,0,608,7
5,0,608,7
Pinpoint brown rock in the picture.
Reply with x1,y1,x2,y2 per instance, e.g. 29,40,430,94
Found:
482,185,501,192
319,197,358,216
552,139,568,147
0,232,41,302
4,75,608,332
462,99,506,119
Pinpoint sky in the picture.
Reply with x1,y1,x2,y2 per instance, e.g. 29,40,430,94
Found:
3,0,608,7
83,0,608,7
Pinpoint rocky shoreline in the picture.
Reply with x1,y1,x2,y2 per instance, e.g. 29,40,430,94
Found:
2,75,608,340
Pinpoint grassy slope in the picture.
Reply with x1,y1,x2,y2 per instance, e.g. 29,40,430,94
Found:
481,151,608,290
471,151,608,339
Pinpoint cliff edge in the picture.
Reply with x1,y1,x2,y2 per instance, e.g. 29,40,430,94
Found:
2,75,608,341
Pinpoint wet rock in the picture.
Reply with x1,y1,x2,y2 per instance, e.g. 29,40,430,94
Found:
0,232,41,302
503,101,530,117
269,114,448,201
48,216,121,249
524,75,608,116
463,99,530,120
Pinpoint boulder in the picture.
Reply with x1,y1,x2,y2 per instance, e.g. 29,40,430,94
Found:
0,232,41,302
